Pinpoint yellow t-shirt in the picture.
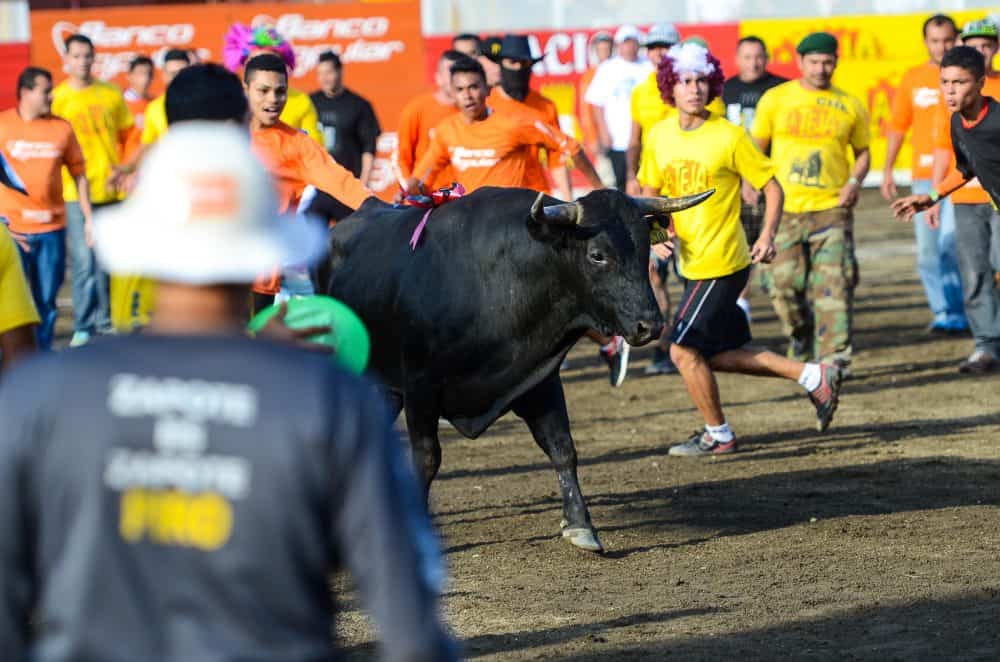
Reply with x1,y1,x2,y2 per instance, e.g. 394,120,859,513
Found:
140,94,168,146
52,80,133,204
630,72,725,135
751,81,869,214
0,228,40,334
281,88,323,144
638,114,776,280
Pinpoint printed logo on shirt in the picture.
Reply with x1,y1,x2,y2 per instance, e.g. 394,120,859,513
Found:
789,150,824,187
5,140,61,161
664,159,710,196
785,105,840,140
103,374,258,552
913,87,940,109
22,209,54,223
450,146,500,171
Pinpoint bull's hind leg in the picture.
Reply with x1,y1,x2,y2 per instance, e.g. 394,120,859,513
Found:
512,374,603,554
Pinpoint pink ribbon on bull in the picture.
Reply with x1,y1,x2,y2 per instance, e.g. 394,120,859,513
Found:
404,183,466,250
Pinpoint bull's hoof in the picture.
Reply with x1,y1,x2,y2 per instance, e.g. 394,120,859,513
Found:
561,525,604,553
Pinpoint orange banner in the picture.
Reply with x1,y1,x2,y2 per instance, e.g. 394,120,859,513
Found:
30,0,427,196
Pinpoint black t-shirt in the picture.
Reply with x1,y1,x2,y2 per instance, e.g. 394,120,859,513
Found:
0,334,456,662
722,72,788,130
310,88,381,178
951,96,1000,208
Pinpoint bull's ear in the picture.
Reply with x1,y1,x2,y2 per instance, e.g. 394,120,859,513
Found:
634,189,715,216
530,191,580,225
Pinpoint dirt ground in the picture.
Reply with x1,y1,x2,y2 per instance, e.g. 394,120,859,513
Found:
332,190,1000,661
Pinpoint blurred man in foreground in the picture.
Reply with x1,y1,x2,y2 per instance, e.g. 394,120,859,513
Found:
0,122,457,661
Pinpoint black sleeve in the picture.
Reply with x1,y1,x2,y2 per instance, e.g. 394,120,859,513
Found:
357,98,381,156
328,380,457,662
0,365,37,659
950,118,975,180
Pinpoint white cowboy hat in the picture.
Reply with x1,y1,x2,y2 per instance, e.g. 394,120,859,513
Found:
95,122,326,285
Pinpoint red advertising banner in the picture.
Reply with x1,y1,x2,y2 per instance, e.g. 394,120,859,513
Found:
0,43,31,110
29,0,427,196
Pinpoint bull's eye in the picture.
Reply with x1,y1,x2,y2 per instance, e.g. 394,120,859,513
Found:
588,250,608,266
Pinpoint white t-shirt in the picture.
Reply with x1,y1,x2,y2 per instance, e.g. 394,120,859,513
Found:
584,56,653,151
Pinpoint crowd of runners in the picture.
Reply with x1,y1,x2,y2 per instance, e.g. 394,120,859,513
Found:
0,9,999,660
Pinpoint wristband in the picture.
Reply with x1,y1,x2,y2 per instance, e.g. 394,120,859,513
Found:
929,189,941,203
847,176,859,186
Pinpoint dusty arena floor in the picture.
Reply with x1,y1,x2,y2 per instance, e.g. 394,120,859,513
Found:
333,190,1000,661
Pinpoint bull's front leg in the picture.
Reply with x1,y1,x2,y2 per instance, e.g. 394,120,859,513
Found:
403,388,443,498
512,374,603,553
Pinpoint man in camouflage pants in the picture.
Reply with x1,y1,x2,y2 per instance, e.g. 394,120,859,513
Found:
751,32,870,371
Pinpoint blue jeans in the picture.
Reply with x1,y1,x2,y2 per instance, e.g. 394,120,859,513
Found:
66,201,111,334
14,229,65,350
954,203,1000,357
911,179,965,321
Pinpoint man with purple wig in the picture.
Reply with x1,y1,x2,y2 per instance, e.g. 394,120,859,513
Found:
638,42,844,457
223,22,323,144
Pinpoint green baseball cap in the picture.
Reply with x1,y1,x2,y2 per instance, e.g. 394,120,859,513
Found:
248,295,371,375
797,32,838,56
961,19,998,41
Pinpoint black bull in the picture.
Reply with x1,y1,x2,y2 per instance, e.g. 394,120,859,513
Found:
323,187,713,553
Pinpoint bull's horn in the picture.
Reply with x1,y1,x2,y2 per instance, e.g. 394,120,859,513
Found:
634,189,716,215
530,191,581,225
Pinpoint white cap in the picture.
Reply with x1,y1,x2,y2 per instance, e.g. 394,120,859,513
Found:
614,25,641,44
95,122,326,285
644,23,680,47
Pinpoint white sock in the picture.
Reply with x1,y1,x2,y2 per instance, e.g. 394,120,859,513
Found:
706,422,734,442
736,297,751,321
798,363,822,392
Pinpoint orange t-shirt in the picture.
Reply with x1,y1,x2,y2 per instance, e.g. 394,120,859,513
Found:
933,76,1000,204
413,111,580,193
123,92,149,160
888,62,943,180
487,88,565,192
0,109,85,234
251,120,372,214
578,67,599,149
395,92,458,191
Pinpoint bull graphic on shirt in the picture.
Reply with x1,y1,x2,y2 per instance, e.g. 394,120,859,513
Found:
789,151,823,187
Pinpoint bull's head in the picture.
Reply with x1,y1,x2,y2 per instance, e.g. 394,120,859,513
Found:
529,188,714,346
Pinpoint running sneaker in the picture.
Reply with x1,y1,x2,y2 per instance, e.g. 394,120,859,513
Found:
69,331,91,348
600,336,630,387
808,363,843,432
644,347,678,375
668,430,738,457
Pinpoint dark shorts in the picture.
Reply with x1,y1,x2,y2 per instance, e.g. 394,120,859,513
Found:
669,266,752,358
